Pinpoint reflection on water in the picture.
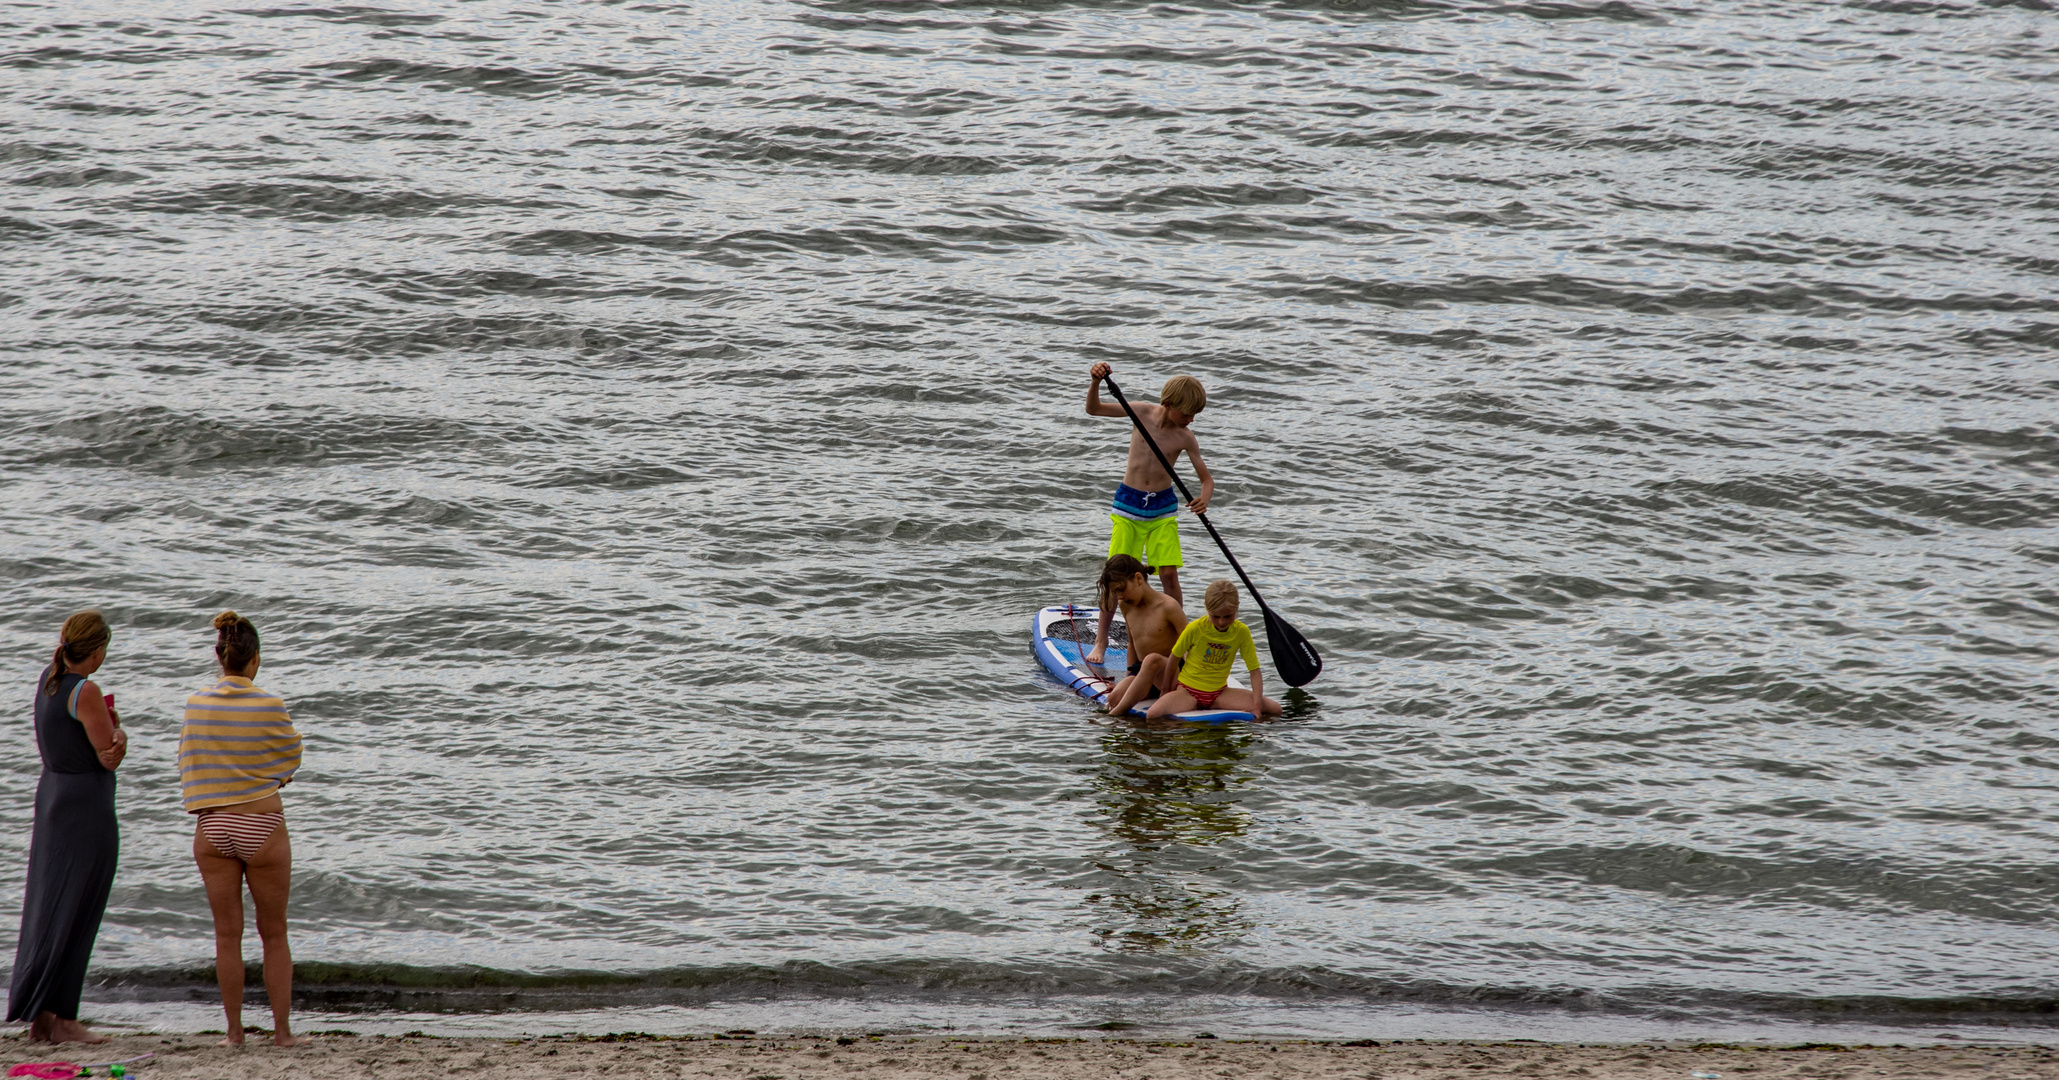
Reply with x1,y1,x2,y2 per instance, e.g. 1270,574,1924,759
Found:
1084,724,1261,953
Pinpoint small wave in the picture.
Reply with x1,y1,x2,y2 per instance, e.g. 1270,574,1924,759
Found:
45,100,159,117
10,167,147,188
514,464,696,491
646,127,1033,175
1071,183,1326,213
1656,472,2059,533
26,405,499,475
124,180,548,220
500,223,1061,261
233,6,446,26
82,959,2059,1028
0,141,78,165
1298,127,1521,150
0,44,196,68
1495,0,1661,21
1254,272,2059,317
304,58,578,96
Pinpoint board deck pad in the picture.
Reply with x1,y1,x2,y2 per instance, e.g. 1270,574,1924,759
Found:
1033,605,1256,723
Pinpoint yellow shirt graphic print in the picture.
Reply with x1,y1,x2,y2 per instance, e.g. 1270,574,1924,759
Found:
1170,618,1260,693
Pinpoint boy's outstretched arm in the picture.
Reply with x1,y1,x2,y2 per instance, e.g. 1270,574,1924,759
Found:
1185,437,1215,514
1086,362,1125,417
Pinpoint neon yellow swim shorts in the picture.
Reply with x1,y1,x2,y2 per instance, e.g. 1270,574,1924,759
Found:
1108,513,1183,568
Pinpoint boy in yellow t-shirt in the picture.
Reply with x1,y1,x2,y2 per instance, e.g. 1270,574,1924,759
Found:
1147,580,1283,720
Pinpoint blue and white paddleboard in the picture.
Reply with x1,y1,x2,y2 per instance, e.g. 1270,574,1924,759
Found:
1032,605,1255,723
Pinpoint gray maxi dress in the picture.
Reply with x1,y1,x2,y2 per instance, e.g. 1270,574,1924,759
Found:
7,670,118,1022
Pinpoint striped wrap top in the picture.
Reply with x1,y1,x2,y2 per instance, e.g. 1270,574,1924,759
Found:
179,676,303,812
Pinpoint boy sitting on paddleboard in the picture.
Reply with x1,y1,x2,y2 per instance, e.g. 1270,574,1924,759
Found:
1093,555,1189,718
1149,580,1282,720
1085,361,1213,659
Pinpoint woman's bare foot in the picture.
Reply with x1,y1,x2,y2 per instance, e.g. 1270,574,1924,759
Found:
44,1017,108,1044
273,1032,311,1047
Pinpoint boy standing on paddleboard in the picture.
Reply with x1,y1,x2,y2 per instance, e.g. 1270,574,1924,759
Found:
1084,362,1214,658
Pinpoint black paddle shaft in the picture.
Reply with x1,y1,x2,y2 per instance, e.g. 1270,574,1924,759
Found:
1100,374,1322,686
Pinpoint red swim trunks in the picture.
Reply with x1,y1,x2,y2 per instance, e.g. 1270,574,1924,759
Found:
1179,682,1224,708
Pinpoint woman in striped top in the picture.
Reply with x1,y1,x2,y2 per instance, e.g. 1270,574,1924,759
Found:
179,611,306,1047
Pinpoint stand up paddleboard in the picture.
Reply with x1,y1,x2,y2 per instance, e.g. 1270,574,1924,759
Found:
1033,605,1256,723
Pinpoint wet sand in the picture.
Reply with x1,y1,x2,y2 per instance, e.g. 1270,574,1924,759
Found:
8,1033,2056,1080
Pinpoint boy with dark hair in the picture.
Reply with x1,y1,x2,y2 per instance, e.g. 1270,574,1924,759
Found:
1090,555,1188,717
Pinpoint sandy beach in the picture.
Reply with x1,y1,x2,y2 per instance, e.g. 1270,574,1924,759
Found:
7,1033,2055,1080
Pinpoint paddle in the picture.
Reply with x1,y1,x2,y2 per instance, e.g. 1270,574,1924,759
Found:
1100,374,1322,687
1068,606,1112,685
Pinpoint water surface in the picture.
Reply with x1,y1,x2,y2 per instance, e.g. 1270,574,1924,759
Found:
1,0,2056,1040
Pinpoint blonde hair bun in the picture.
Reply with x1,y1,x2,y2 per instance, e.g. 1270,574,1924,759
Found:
212,610,242,631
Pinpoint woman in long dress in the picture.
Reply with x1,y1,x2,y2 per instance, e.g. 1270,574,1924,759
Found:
180,610,306,1046
8,610,127,1043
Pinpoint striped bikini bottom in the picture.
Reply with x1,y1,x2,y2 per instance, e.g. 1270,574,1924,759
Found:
197,811,285,862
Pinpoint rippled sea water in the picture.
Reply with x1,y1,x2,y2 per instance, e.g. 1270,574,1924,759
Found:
2,0,2056,1042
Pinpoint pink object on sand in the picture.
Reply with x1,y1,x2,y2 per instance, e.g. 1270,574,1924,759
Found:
8,1064,81,1079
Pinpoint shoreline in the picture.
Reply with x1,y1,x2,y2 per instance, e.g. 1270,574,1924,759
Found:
62,994,2059,1049
8,1033,2057,1080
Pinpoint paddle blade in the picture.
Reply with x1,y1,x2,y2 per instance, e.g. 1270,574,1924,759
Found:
1262,606,1322,687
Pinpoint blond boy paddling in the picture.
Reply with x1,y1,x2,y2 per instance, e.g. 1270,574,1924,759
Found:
1084,361,1213,663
